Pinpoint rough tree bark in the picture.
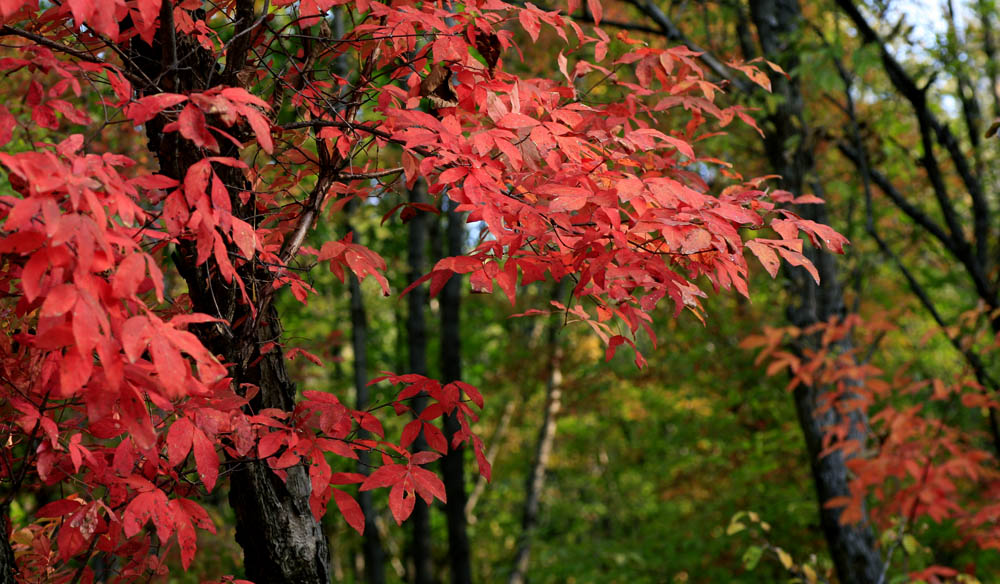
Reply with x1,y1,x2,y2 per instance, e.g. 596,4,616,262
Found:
439,198,473,584
0,505,14,584
508,281,566,584
747,0,883,582
407,181,435,584
122,3,332,582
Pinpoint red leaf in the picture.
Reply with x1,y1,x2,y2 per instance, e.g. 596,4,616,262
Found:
422,422,448,454
121,316,151,363
400,419,422,449
746,240,781,278
192,428,219,492
410,451,442,465
517,8,541,42
285,347,324,366
36,498,83,518
587,0,603,25
330,472,366,485
166,417,195,468
119,385,156,450
32,104,57,129
258,432,286,459
410,465,446,504
126,93,188,125
438,167,467,185
388,481,416,525
112,252,147,298
122,489,173,541
473,436,492,482
172,503,198,570
0,105,15,146
175,104,219,151
150,334,187,398
39,283,77,317
167,498,215,570
56,510,87,562
356,412,385,438
775,246,819,284
454,381,484,409
360,464,407,491
332,489,366,534
231,218,257,258
71,299,101,356
497,112,540,129
242,108,273,154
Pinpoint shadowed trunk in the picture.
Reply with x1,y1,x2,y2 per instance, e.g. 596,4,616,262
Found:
0,505,14,584
508,281,566,584
747,0,883,581
124,4,331,581
407,181,434,584
439,197,472,584
347,209,387,584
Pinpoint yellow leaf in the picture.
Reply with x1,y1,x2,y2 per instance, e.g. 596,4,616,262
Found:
902,534,919,555
802,565,818,584
726,522,746,535
776,548,793,569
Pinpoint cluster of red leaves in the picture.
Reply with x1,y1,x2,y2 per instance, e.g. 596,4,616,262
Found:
0,0,848,580
743,315,1000,580
0,128,483,578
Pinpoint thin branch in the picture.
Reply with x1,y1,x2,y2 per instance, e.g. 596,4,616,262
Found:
836,143,956,255
0,25,146,87
621,0,753,93
338,167,403,180
836,0,990,267
833,46,1000,458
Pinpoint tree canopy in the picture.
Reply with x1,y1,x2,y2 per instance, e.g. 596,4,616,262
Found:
1,0,999,583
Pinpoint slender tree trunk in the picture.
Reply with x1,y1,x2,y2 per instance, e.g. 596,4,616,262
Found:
347,214,388,584
747,1,883,582
439,197,473,584
508,281,566,584
222,307,331,584
407,181,435,584
0,505,14,584
466,399,516,523
123,5,331,581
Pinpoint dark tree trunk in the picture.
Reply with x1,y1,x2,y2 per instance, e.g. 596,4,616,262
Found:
747,0,883,582
439,198,472,584
508,281,566,584
347,212,388,584
170,150,332,584
0,505,15,584
406,181,435,584
123,4,331,582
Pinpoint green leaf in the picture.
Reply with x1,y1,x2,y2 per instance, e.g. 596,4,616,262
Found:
742,546,763,570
